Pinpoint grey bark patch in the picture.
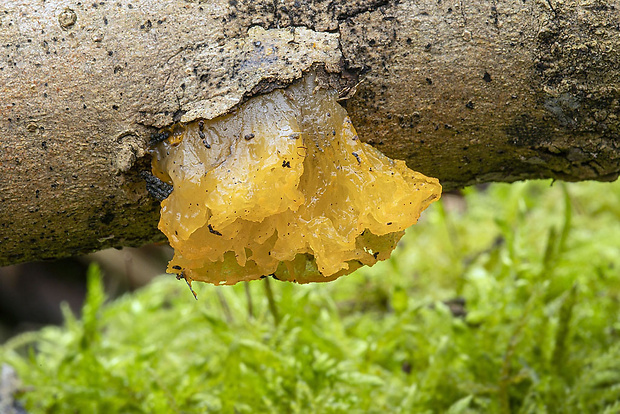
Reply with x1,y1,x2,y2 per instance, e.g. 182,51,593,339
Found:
543,93,580,128
177,26,342,123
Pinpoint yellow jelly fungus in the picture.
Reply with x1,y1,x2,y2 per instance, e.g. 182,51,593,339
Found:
151,72,442,285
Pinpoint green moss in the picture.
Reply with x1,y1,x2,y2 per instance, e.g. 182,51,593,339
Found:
3,179,620,413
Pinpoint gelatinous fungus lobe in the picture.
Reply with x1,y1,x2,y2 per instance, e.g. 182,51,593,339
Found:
150,73,442,285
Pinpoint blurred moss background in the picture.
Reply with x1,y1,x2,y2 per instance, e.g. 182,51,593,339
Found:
1,179,620,413
0,246,173,343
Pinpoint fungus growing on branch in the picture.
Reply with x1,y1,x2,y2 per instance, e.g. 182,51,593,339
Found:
150,72,442,285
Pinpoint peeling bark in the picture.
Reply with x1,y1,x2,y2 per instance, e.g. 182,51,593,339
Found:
1,0,619,265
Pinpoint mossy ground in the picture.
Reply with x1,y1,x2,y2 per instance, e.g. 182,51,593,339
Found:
2,180,620,413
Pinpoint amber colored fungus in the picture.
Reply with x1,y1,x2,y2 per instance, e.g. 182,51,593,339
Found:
151,73,442,285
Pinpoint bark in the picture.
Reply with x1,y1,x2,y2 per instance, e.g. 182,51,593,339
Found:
1,0,619,266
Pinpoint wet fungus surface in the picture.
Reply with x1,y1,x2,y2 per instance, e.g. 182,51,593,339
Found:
150,73,442,285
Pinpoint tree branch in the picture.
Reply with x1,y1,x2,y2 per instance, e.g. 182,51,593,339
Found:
1,0,618,265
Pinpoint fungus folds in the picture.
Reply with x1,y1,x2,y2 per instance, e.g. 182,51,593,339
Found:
151,73,442,285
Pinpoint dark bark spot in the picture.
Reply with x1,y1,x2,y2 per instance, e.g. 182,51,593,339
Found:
100,211,115,225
